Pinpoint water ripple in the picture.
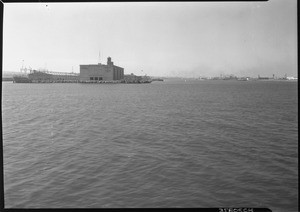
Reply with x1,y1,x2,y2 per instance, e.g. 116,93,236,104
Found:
2,81,298,211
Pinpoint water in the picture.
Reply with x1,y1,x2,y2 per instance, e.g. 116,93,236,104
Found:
2,80,298,211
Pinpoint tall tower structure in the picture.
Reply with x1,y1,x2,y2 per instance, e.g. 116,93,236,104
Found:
107,57,114,66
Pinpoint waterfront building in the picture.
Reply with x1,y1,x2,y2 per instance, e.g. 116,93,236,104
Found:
79,57,124,81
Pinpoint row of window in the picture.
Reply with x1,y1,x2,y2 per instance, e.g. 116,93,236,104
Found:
114,70,123,80
90,77,103,80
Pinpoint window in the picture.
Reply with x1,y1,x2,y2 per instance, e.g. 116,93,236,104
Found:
95,77,98,80
99,77,103,80
90,77,93,80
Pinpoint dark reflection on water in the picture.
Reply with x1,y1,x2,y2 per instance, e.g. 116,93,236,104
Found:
2,80,298,211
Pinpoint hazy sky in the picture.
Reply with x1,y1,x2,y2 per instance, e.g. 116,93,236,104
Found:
3,1,297,77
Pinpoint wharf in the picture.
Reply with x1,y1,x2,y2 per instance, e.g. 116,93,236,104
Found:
13,79,151,84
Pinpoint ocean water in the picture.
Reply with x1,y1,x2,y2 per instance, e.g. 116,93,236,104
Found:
2,80,298,211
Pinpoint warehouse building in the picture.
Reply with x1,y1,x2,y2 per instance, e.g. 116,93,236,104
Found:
80,57,124,82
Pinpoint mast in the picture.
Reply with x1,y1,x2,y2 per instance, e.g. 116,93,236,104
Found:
20,60,24,72
98,51,101,64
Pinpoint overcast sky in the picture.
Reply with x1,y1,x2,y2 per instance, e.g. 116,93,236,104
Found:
3,1,297,77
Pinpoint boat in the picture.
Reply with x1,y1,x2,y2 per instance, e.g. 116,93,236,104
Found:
13,65,32,83
13,75,32,83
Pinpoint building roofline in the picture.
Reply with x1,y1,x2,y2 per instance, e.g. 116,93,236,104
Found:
80,64,124,69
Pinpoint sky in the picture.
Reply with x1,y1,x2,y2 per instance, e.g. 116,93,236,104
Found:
3,1,297,78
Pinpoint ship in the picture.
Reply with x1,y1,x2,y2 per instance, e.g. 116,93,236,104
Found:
13,75,32,83
13,66,33,83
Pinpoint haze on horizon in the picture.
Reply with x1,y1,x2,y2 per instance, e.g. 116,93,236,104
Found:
3,1,297,78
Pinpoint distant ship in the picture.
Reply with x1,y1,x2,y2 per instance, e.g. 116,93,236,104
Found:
13,75,32,83
13,66,32,83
